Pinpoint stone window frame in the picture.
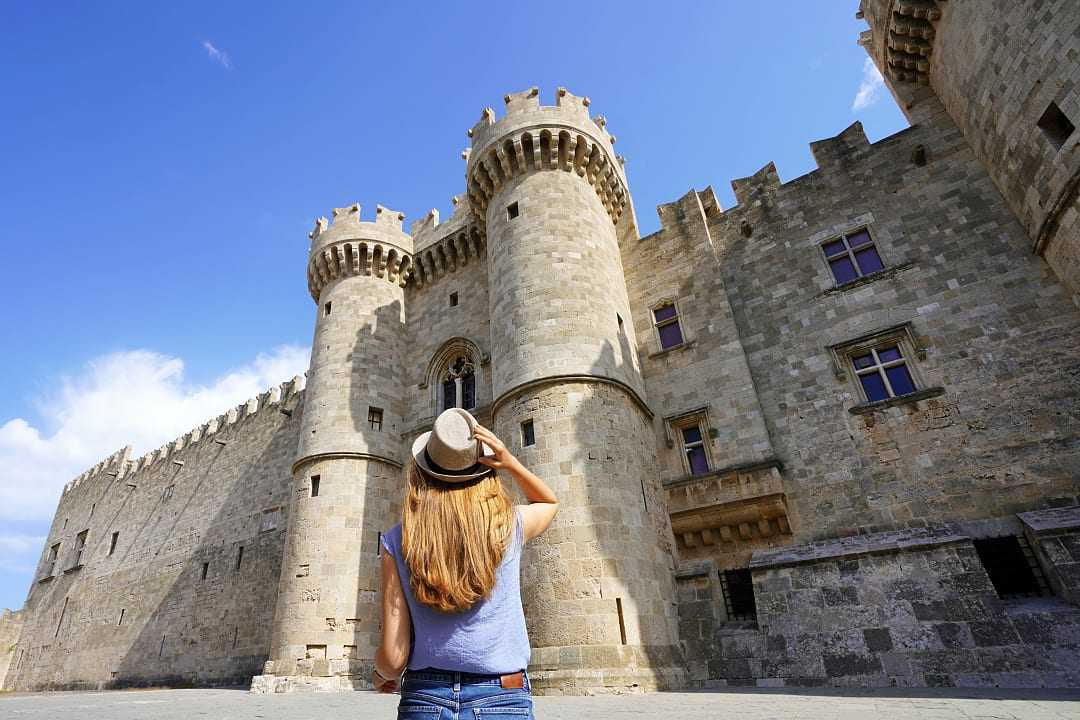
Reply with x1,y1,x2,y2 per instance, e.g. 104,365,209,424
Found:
664,407,715,479
648,296,691,355
717,567,758,625
367,406,383,431
423,337,488,417
818,225,888,287
828,322,935,409
69,529,89,570
44,542,61,577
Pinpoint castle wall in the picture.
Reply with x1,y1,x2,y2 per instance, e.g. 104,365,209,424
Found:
6,383,303,691
860,0,1080,303
0,609,25,689
402,213,493,434
708,102,1080,544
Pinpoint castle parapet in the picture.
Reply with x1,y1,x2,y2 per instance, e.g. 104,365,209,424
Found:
306,203,414,300
464,87,628,224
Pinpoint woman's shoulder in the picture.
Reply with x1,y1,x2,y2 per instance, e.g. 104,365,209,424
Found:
381,523,403,557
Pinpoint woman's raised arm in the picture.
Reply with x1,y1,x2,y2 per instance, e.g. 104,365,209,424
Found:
474,424,558,541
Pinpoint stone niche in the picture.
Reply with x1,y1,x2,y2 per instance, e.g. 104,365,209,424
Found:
664,460,793,565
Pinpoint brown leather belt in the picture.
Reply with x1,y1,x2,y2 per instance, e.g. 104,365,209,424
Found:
499,671,525,689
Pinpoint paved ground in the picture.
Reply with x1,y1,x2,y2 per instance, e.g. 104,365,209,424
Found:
3,687,1080,719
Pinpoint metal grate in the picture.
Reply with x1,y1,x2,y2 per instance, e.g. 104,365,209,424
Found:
973,535,1051,600
718,568,758,623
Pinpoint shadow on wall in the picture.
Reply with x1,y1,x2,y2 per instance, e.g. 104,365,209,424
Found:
511,328,686,690
109,404,302,688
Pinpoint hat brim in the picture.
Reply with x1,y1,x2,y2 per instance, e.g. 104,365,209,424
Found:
411,431,496,483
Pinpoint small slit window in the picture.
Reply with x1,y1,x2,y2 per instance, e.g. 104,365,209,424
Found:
521,419,536,447
506,202,519,220
822,228,885,285
235,546,244,571
324,301,332,316
653,303,684,351
973,535,1051,599
449,292,459,307
310,475,320,498
201,562,209,581
719,568,757,623
368,407,383,431
109,531,119,556
1038,101,1075,152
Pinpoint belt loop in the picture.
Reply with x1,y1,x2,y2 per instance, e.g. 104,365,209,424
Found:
453,671,460,694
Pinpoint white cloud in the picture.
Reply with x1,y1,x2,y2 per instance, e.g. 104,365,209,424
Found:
201,40,232,69
0,534,46,574
0,345,309,525
852,57,885,111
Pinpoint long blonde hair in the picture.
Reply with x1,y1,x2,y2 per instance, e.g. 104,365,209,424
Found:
401,461,513,613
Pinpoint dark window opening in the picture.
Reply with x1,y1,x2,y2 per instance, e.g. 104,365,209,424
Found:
449,292,459,307
324,301,332,316
616,313,624,330
521,419,536,447
311,475,320,498
1038,101,1075,151
118,608,125,626
680,425,710,475
653,303,684,350
823,228,885,285
72,530,88,567
55,597,69,638
442,356,477,411
507,202,520,220
719,568,757,623
235,546,244,571
973,535,1051,599
90,503,95,518
201,562,209,581
368,407,383,431
615,597,627,645
45,543,61,576
852,343,917,403
109,531,119,556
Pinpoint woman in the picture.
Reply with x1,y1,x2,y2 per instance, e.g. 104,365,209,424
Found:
374,407,558,719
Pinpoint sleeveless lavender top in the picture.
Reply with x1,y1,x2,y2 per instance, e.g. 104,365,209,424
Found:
380,508,531,674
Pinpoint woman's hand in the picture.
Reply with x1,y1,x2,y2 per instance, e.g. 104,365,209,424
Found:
373,667,398,693
474,424,520,472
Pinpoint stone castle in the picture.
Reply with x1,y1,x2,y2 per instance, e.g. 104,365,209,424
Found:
4,0,1080,693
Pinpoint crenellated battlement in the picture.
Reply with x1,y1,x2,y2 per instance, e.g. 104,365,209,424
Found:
464,87,628,225
61,376,306,497
306,203,414,300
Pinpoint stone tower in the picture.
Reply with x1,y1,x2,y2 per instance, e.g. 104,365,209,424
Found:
255,204,414,691
466,87,686,692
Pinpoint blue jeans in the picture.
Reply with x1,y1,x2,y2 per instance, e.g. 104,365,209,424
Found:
397,667,534,720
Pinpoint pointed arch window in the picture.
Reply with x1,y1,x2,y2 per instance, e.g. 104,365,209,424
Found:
441,355,476,412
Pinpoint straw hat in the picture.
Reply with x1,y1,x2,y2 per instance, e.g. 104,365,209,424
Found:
411,408,495,483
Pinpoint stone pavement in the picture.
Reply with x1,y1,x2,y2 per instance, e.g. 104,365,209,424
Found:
3,687,1080,719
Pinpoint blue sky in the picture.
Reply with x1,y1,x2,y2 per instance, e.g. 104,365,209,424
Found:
0,1,906,610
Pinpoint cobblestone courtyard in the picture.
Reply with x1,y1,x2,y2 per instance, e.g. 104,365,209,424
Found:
4,687,1080,719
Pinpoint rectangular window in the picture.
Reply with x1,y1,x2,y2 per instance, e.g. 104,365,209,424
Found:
324,301,332,316
822,228,885,285
310,475,320,498
46,542,61,576
72,530,88,568
521,419,536,447
368,407,383,431
462,373,476,410
851,343,916,403
653,303,684,350
201,562,209,581
719,568,757,623
161,484,175,502
118,608,125,626
1038,101,1075,151
109,531,119,556
973,535,1051,599
680,425,710,475
449,292,459,307
90,503,96,518
235,546,244,571
506,201,519,220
